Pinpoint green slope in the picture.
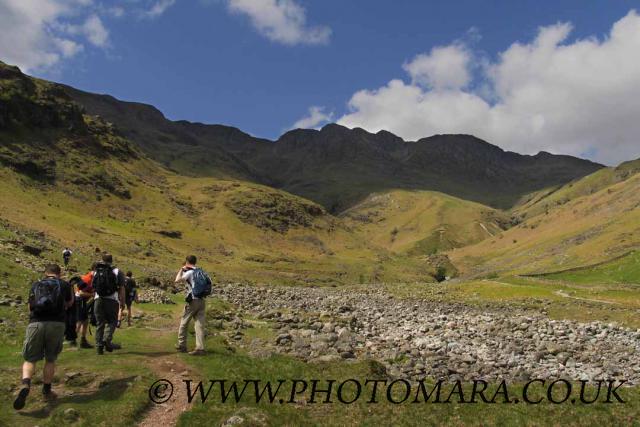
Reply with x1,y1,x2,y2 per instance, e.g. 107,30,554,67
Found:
341,189,510,255
451,165,640,277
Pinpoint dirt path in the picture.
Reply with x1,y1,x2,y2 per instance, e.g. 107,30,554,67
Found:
553,290,619,305
138,354,194,427
133,308,196,426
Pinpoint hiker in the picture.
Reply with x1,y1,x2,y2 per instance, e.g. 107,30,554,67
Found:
118,271,138,327
175,255,212,356
64,277,81,347
74,265,96,349
92,253,125,355
14,264,73,410
62,248,73,267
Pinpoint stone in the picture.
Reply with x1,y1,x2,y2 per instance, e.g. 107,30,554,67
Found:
63,408,80,422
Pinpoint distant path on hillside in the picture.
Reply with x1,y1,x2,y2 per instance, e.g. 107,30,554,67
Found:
485,278,620,305
553,290,619,305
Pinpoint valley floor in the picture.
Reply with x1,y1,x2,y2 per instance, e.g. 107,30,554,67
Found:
1,278,640,426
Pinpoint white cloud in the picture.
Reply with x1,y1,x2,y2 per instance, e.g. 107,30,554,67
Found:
403,44,472,90
54,37,84,57
339,10,640,165
82,14,109,46
103,5,125,18
144,0,176,18
227,0,331,45
292,106,333,129
0,0,112,72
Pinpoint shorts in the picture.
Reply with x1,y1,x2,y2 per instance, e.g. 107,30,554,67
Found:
125,297,134,309
22,321,65,363
76,297,90,322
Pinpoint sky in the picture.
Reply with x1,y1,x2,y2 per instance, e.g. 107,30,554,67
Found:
1,0,640,165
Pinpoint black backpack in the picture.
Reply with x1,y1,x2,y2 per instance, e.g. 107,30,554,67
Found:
32,278,64,316
93,263,118,297
124,277,135,296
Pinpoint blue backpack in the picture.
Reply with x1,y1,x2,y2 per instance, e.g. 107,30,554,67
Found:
190,268,212,298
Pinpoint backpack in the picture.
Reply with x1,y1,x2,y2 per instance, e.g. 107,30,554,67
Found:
124,277,136,298
190,268,212,298
32,278,64,316
92,263,118,297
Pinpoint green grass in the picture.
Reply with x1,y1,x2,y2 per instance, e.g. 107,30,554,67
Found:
545,251,640,285
0,324,168,426
381,275,640,329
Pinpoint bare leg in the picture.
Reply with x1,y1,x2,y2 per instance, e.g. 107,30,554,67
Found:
127,306,132,326
22,362,35,381
14,362,35,409
43,361,55,384
78,320,89,338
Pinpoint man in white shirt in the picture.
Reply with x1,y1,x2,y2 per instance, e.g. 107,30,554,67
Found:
62,248,72,267
175,255,206,356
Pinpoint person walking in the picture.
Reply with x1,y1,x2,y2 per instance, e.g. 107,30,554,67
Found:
92,254,125,355
118,271,138,327
175,255,212,356
62,248,73,267
14,264,73,410
75,265,96,349
63,277,80,347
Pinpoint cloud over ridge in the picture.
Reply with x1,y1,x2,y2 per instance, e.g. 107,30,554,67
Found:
339,10,640,165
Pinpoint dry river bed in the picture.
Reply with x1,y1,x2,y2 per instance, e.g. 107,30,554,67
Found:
214,284,640,385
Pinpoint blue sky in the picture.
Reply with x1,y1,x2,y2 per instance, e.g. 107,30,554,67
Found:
2,1,640,164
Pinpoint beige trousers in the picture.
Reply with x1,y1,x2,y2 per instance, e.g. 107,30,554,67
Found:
177,298,206,350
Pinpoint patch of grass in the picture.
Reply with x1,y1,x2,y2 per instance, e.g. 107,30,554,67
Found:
545,251,640,285
0,321,171,427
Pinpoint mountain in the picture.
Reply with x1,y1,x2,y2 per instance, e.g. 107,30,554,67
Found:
1,60,627,285
0,61,435,285
61,83,603,212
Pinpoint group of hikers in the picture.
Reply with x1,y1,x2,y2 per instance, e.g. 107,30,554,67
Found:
13,251,212,411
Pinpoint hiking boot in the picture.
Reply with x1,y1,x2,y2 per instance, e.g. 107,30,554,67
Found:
188,349,206,356
105,343,113,353
175,344,187,353
13,387,29,410
109,343,121,350
97,346,104,355
80,338,94,349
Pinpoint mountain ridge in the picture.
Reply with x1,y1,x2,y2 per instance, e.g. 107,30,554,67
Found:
48,66,603,212
1,59,605,214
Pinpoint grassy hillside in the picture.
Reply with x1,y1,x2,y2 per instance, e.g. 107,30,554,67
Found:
543,250,640,285
450,166,640,277
513,159,640,219
341,189,510,255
